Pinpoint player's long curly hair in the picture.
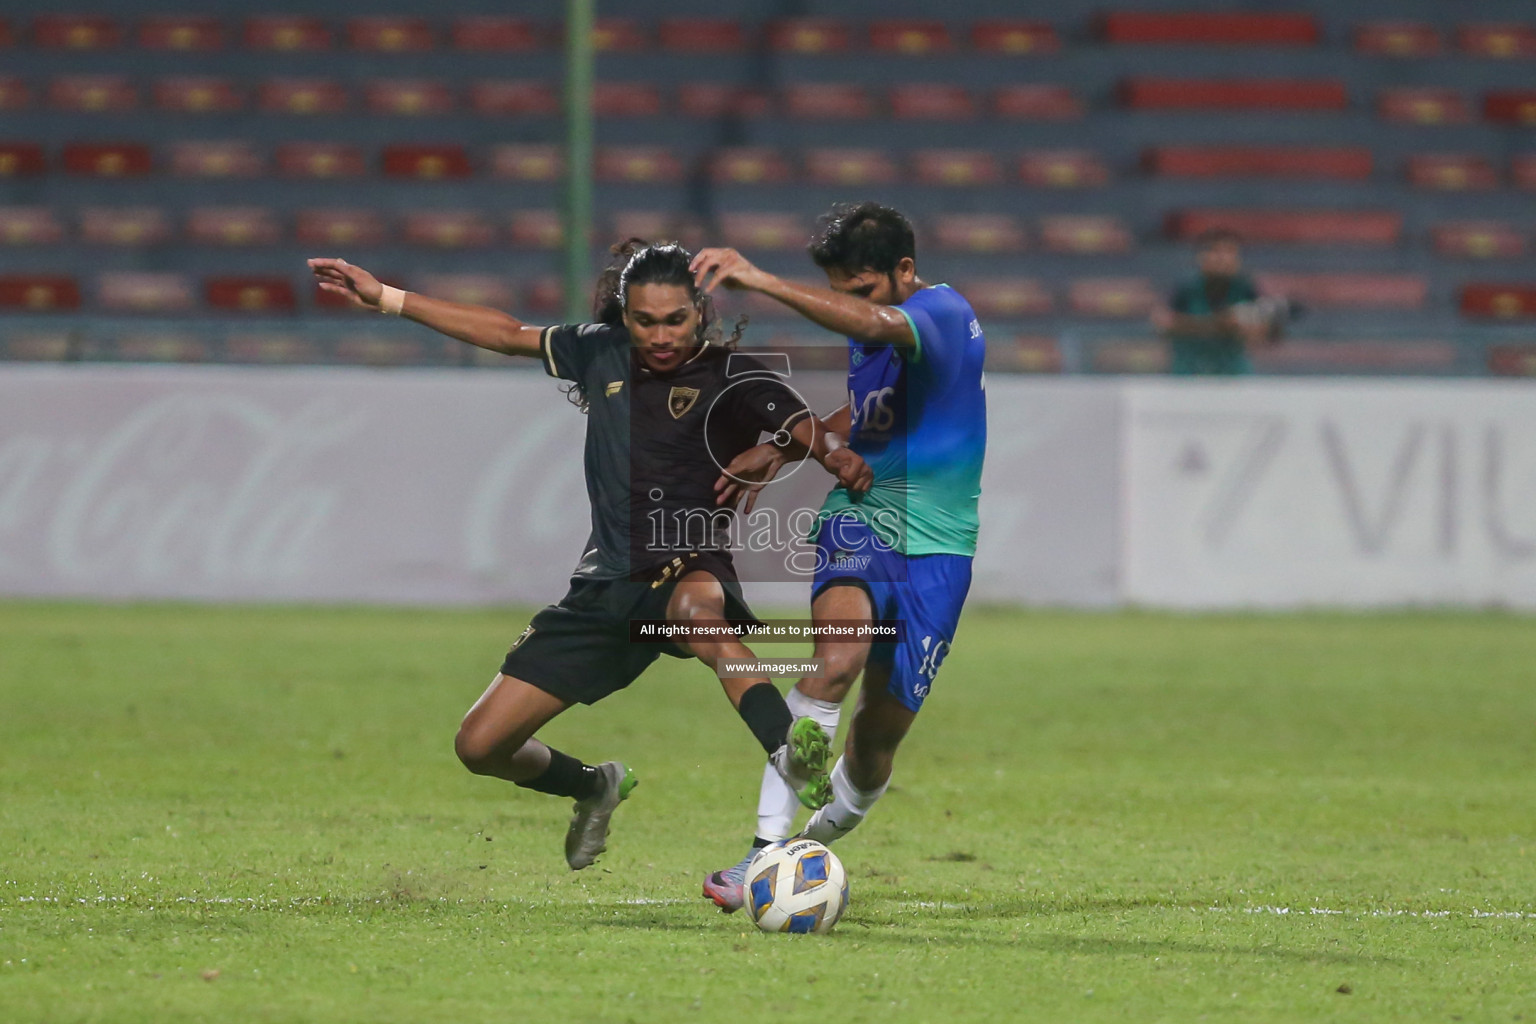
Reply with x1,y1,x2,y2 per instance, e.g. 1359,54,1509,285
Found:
563,239,747,411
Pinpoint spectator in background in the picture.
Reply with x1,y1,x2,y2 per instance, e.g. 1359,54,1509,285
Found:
1151,229,1280,375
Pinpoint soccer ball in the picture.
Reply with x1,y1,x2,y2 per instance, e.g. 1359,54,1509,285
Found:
744,838,848,934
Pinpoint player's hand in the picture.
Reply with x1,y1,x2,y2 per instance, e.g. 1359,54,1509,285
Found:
715,442,787,514
691,248,772,294
307,257,384,310
825,448,873,500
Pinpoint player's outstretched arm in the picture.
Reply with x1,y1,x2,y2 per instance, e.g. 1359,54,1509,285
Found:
690,248,915,349
307,258,545,358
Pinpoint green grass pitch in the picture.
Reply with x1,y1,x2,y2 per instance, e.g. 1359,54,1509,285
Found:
2,601,1534,1022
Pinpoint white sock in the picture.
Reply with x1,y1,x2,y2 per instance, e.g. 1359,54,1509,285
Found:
802,756,888,845
755,688,842,842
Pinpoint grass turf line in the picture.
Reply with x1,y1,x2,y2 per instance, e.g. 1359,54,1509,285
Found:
1,602,1534,1022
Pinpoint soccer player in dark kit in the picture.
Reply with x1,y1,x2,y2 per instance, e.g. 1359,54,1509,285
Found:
308,242,871,870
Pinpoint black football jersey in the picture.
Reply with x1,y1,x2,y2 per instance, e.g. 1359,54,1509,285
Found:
539,323,811,580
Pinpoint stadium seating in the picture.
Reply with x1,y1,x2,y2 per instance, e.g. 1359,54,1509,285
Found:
2,6,1534,372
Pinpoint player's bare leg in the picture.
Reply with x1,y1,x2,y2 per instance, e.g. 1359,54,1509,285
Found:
454,673,636,870
703,583,869,911
668,571,832,808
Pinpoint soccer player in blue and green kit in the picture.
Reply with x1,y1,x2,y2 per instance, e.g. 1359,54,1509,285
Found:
690,202,987,911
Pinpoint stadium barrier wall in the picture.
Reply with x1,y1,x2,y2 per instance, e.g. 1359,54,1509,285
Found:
0,366,1530,609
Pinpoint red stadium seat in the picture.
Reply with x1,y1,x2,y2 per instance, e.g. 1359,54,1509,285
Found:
594,146,683,184
890,84,975,120
593,82,663,118
404,211,495,249
79,207,171,246
1018,150,1109,188
188,207,281,247
660,19,745,52
382,145,472,180
768,19,850,54
971,21,1060,55
296,209,387,247
592,19,646,51
1101,12,1319,46
0,275,80,311
349,17,433,52
1354,22,1442,57
804,149,899,186
0,207,64,245
1256,272,1427,309
1459,24,1536,58
0,143,46,177
784,84,874,119
1512,155,1536,190
1166,209,1403,246
489,144,564,182
524,278,564,316
1069,278,1158,318
63,143,152,177
961,279,1054,317
708,148,793,185
1406,153,1500,190
1432,221,1528,260
98,272,196,313
912,150,1003,187
471,81,558,117
720,213,807,251
1254,340,1457,374
1092,341,1168,373
990,337,1063,373
140,16,222,51
1145,145,1373,179
0,77,27,111
1377,87,1472,125
1122,78,1347,110
276,143,365,179
508,210,563,249
1485,92,1536,126
50,75,137,112
155,77,244,113
170,141,264,178
1040,215,1134,254
244,17,330,51
870,20,952,55
452,18,541,51
417,274,514,308
259,79,349,115
993,84,1083,120
931,214,1027,253
677,83,772,119
366,80,455,117
112,334,209,362
33,15,119,49
1461,284,1536,320
1488,345,1536,376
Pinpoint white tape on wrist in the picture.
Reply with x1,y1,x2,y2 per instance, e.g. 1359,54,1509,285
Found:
378,285,407,316
825,432,845,453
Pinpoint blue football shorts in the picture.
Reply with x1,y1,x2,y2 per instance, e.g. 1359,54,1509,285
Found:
810,512,973,713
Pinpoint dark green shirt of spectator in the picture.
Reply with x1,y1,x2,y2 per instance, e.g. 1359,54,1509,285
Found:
1152,229,1274,375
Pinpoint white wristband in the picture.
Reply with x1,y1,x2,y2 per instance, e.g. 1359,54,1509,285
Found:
825,432,845,453
378,285,407,316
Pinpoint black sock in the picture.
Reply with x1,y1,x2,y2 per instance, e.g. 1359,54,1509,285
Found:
737,682,794,757
516,748,600,800
752,836,774,849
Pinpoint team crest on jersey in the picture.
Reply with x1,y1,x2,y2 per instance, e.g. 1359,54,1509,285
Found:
851,350,864,366
668,386,701,419
605,380,624,397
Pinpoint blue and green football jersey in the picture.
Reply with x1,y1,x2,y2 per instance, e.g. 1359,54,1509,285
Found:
815,284,987,556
